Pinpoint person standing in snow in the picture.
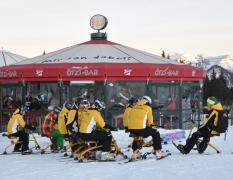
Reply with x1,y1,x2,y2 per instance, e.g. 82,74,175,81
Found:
128,96,169,159
7,105,36,154
176,96,224,154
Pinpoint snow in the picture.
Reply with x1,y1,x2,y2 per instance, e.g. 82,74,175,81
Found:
169,52,233,73
0,127,233,180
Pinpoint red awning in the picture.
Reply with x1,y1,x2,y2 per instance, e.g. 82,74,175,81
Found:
0,63,205,82
0,39,206,82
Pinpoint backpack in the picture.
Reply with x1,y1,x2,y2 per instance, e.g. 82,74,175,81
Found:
215,110,229,133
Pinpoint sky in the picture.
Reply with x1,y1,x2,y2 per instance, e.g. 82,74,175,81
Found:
0,0,233,58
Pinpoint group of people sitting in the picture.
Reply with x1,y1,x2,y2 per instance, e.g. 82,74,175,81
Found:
6,95,225,159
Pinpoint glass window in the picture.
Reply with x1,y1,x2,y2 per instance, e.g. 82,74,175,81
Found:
70,81,105,104
1,86,22,109
150,81,179,129
0,85,23,132
105,81,147,128
60,82,69,106
182,84,200,128
106,81,146,107
26,82,61,110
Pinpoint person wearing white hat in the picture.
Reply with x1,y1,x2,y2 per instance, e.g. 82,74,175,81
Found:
128,95,169,160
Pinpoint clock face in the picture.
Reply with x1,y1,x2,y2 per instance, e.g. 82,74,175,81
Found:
90,14,108,30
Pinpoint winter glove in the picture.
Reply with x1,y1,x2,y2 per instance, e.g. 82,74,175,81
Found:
70,132,79,142
104,124,118,131
25,124,36,131
66,124,75,135
125,127,129,133
150,124,164,129
2,133,12,138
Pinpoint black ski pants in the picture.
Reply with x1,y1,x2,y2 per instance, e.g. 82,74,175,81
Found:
184,127,211,153
11,131,29,152
79,130,112,152
129,127,162,150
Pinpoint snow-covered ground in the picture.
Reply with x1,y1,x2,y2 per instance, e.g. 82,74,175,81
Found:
0,127,233,180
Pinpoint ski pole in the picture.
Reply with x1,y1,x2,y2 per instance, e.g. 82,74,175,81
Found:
208,143,220,154
41,144,53,154
30,132,41,149
2,141,23,154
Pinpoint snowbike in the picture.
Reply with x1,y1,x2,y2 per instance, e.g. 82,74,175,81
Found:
1,132,41,155
172,120,220,154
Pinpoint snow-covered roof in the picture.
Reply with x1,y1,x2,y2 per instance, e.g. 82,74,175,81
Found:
0,50,27,67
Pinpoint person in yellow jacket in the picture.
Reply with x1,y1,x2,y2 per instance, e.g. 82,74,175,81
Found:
128,96,167,159
58,102,72,139
66,99,90,153
176,96,224,154
7,105,36,154
79,99,117,161
123,97,138,132
66,98,90,135
66,103,79,135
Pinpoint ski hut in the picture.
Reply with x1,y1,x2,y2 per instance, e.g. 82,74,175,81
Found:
0,15,205,132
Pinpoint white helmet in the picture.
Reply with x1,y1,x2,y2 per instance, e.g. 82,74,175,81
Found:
81,100,90,108
48,105,54,111
94,99,106,111
142,96,152,105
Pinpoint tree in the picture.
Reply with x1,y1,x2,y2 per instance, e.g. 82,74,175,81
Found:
195,54,206,68
178,56,187,64
161,50,166,58
203,68,233,105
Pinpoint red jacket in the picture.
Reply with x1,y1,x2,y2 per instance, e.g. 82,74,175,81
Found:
42,112,56,137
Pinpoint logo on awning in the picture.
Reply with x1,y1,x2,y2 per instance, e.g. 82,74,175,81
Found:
36,70,43,77
192,70,196,77
67,66,99,76
0,70,17,78
155,67,179,77
124,69,132,76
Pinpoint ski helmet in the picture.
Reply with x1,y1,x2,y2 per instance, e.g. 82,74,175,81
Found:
64,101,72,110
142,96,152,105
54,106,62,113
207,96,217,106
128,97,138,106
81,100,90,108
94,99,106,111
19,105,27,113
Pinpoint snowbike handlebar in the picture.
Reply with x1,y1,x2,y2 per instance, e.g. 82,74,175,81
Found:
2,133,8,137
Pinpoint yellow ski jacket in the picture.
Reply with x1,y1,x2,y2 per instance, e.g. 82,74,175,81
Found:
79,109,105,133
66,108,78,134
58,107,69,135
123,105,132,128
128,99,153,130
200,103,223,135
7,109,26,135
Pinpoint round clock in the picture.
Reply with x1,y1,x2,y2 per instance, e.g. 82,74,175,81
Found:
90,14,108,30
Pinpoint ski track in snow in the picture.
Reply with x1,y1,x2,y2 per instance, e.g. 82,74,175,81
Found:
0,127,233,180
